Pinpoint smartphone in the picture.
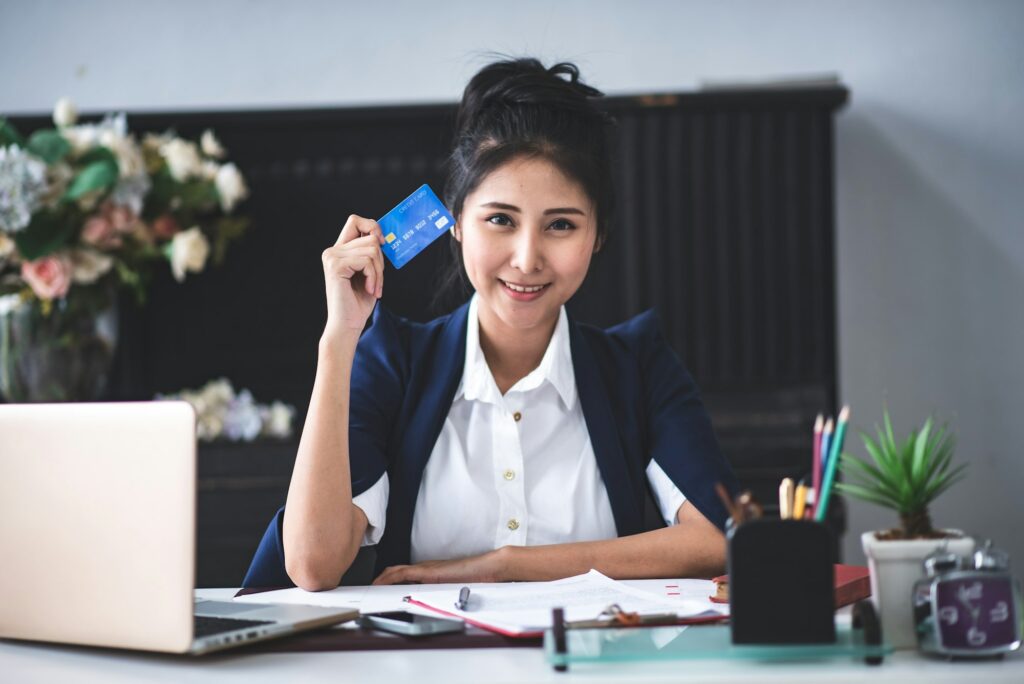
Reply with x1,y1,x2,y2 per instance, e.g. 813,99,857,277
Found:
358,611,465,636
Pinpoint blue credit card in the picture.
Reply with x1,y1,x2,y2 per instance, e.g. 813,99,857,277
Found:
378,184,455,269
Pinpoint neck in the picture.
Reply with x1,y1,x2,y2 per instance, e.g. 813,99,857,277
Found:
476,303,559,395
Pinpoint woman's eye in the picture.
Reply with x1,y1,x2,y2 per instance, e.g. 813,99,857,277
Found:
486,214,512,226
549,219,575,232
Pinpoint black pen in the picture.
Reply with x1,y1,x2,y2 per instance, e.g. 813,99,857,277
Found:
455,586,471,611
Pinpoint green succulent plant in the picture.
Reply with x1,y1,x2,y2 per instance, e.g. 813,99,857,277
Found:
836,408,967,539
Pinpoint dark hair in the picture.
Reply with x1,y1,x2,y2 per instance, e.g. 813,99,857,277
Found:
435,57,616,311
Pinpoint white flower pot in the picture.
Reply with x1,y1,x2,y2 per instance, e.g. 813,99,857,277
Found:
861,530,975,649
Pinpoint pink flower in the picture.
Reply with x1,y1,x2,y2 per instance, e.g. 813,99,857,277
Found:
152,214,181,240
21,253,73,300
106,203,139,234
81,215,121,249
81,203,142,249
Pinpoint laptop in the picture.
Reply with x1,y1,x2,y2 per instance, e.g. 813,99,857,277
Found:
0,401,357,654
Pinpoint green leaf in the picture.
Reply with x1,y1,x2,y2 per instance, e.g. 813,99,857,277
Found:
12,209,77,260
78,146,117,166
26,129,71,164
911,418,932,483
841,458,903,501
64,158,118,201
0,117,25,147
835,482,902,509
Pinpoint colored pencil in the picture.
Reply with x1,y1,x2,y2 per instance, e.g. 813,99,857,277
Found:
810,414,824,516
779,477,795,519
793,477,809,520
814,418,834,517
815,405,850,521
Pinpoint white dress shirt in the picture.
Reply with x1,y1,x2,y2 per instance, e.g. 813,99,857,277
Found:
353,294,687,563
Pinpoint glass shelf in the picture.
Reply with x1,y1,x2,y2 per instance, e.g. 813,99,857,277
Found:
544,623,892,669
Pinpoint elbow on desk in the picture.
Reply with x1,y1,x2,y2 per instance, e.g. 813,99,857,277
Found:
284,543,360,591
286,555,346,592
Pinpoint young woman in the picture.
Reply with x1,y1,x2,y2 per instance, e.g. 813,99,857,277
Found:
245,58,739,591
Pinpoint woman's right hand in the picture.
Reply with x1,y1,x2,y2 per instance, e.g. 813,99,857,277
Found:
321,214,386,341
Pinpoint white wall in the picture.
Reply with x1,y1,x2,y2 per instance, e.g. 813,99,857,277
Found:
3,0,1022,566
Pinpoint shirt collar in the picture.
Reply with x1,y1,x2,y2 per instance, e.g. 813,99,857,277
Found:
456,294,577,410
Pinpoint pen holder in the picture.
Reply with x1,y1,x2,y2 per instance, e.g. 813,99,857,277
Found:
728,518,836,644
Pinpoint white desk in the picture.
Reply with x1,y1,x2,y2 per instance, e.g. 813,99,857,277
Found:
2,588,1021,684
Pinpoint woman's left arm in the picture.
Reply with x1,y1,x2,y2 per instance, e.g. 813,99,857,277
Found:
372,501,724,585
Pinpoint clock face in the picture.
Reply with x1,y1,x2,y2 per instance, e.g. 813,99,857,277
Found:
935,576,1018,650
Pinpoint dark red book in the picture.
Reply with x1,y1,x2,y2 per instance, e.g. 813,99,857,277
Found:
711,564,871,609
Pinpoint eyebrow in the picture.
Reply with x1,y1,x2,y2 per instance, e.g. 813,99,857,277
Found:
479,201,586,216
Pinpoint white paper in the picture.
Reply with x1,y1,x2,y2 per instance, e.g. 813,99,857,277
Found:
407,570,726,635
233,571,726,635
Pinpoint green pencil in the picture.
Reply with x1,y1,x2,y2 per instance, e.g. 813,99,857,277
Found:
815,405,850,522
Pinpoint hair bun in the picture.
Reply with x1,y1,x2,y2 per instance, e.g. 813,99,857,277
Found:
455,58,604,135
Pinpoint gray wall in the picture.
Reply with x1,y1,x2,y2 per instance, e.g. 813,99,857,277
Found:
3,0,1022,567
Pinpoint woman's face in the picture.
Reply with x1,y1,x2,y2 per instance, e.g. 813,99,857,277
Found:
455,155,600,336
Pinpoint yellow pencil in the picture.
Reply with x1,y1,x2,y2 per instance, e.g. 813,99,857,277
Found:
793,481,809,520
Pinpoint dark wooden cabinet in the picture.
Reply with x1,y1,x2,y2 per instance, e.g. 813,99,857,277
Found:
196,440,294,587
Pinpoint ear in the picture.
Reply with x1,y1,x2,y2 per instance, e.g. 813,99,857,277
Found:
592,231,605,254
450,222,461,242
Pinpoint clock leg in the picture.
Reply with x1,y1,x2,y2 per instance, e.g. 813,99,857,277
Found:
853,600,884,665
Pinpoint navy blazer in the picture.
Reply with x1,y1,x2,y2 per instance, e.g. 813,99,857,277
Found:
242,300,738,587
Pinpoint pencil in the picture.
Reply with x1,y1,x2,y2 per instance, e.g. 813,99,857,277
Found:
779,478,794,519
815,405,850,521
793,478,809,520
810,414,824,518
813,418,834,518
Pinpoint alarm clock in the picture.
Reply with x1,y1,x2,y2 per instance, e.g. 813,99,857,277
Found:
913,540,1022,657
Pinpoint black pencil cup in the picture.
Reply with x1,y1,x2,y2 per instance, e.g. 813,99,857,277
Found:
728,518,836,644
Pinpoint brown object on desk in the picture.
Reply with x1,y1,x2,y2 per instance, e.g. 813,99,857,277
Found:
233,587,539,652
710,564,871,608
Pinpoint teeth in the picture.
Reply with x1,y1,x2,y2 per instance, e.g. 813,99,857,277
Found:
503,281,545,293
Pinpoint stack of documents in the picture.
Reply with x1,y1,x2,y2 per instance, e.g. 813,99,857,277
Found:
235,570,727,638
405,570,727,637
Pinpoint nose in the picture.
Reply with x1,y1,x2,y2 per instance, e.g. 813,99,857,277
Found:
509,228,543,275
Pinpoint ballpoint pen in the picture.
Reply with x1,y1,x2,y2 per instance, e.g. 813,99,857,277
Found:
455,586,471,611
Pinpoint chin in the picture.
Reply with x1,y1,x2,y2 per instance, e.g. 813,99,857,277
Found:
487,290,561,331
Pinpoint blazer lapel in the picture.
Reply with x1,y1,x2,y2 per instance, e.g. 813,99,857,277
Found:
568,317,645,536
400,301,470,504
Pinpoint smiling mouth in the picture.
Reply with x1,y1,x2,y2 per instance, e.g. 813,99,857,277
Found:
499,279,550,294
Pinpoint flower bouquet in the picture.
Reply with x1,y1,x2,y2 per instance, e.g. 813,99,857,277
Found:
0,98,249,401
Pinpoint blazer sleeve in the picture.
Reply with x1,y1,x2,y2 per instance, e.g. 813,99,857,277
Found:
348,303,409,496
618,310,739,530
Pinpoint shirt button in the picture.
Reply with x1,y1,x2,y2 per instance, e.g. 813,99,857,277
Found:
513,411,522,422
503,469,515,481
507,518,520,531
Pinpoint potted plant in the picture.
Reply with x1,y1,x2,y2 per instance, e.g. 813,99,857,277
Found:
837,408,971,649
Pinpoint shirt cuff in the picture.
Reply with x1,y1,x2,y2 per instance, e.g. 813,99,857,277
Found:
646,459,688,526
352,472,389,546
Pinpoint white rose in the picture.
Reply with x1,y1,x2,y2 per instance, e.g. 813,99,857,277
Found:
199,160,219,181
100,129,146,179
159,138,202,182
200,130,226,159
0,232,14,259
61,124,99,155
197,412,224,442
200,378,235,410
53,97,78,128
69,248,114,284
214,163,248,212
261,401,295,438
168,226,210,282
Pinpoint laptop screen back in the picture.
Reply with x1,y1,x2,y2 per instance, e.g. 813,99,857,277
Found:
0,401,196,652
